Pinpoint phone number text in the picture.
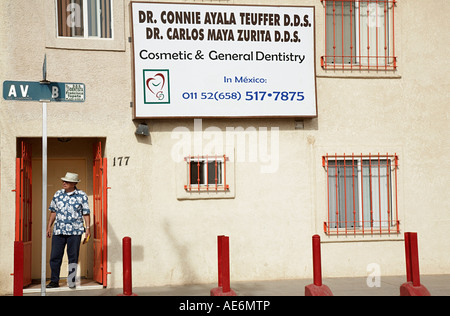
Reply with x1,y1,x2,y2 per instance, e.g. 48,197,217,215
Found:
182,91,305,102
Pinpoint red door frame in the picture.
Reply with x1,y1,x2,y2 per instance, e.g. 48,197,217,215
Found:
93,142,108,287
14,139,108,291
14,141,32,288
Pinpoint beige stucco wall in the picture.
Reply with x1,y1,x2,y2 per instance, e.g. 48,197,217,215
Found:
1,0,449,294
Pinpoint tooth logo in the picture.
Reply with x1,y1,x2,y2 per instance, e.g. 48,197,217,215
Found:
143,70,170,104
146,73,165,99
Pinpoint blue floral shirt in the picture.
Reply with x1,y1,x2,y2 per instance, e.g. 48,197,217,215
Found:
49,188,90,235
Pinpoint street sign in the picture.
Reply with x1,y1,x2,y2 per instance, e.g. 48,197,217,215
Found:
3,80,85,102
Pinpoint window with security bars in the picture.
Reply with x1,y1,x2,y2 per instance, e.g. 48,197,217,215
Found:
321,0,397,70
322,154,399,235
184,155,229,192
57,0,112,38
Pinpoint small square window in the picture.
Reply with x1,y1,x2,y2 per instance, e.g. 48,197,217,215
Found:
185,155,229,192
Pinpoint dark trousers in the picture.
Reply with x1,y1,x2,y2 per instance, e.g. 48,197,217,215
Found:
49,235,82,283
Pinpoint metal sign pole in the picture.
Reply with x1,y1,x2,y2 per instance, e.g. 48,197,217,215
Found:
41,101,47,296
40,55,49,296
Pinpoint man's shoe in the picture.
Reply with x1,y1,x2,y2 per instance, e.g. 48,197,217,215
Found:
46,282,59,288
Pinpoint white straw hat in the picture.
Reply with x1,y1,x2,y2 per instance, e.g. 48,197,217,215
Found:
61,172,80,183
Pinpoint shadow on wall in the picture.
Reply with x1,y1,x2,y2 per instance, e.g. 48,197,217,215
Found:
107,218,199,287
106,222,144,287
163,219,200,284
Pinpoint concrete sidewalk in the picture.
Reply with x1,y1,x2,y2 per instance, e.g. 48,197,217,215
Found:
24,274,450,296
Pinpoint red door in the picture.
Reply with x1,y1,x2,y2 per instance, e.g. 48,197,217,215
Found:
93,142,108,286
15,141,32,287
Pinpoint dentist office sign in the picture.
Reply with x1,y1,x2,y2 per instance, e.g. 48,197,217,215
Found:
131,2,317,118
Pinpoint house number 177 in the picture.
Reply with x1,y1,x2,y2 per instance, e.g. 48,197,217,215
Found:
112,156,130,167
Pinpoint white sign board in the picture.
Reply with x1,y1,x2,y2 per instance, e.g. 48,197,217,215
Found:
64,83,85,102
131,2,316,118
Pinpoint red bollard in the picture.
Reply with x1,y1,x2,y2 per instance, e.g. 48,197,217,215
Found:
211,235,236,296
13,241,24,296
305,235,333,296
404,232,412,283
400,232,430,296
312,235,323,287
118,237,137,296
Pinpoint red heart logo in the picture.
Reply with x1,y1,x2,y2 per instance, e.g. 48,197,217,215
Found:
146,73,165,95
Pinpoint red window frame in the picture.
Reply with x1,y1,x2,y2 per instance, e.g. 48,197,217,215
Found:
321,0,397,70
322,153,400,235
184,155,230,192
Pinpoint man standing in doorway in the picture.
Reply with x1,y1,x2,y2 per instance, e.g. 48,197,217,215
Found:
46,172,91,289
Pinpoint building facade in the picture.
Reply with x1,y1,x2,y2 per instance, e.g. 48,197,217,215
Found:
1,0,449,294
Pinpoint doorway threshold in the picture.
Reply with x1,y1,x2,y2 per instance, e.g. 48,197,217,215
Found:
23,278,103,294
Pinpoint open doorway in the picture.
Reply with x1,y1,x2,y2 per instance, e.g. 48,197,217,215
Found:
15,137,107,291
